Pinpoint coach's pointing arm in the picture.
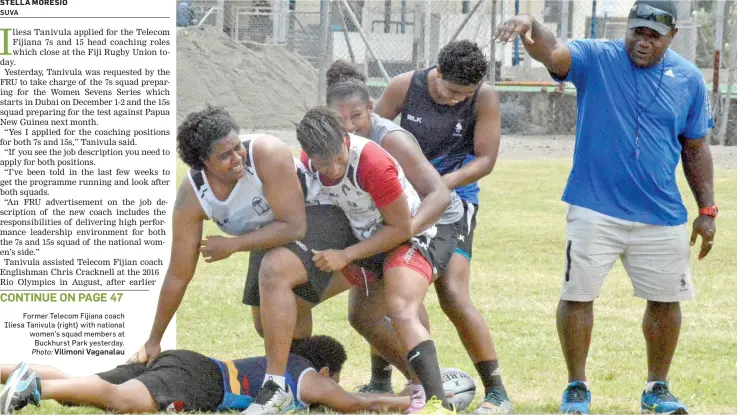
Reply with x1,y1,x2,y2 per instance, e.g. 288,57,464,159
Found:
129,179,207,364
494,14,572,78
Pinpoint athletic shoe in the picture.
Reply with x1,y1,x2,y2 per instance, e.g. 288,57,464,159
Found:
417,396,456,415
242,379,296,415
472,387,514,414
0,363,41,415
404,384,426,414
559,381,590,414
641,382,688,414
355,383,394,394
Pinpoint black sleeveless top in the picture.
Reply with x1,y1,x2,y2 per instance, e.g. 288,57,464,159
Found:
399,67,481,203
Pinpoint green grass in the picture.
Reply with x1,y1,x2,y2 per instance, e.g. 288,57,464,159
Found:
13,159,737,414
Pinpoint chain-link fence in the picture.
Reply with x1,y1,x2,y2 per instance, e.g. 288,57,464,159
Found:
176,0,736,143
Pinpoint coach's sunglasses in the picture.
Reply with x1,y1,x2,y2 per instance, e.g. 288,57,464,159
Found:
628,4,676,29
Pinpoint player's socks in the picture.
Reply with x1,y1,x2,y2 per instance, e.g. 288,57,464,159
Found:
407,340,451,410
369,353,393,390
474,360,505,394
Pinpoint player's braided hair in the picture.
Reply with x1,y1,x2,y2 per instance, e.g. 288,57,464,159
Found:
326,60,370,105
292,335,347,376
437,40,488,85
295,107,346,158
177,105,239,170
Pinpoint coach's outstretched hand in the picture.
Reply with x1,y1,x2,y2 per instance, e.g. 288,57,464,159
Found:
494,14,535,45
200,235,236,263
312,249,350,272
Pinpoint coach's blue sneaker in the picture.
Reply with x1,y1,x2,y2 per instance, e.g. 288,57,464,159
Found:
641,382,688,414
472,388,513,414
0,363,41,415
559,381,590,414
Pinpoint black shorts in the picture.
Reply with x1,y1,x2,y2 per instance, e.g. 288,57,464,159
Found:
423,222,458,277
95,350,223,412
454,200,478,260
244,204,357,306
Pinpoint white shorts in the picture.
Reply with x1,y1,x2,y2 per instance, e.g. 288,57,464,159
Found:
561,205,693,303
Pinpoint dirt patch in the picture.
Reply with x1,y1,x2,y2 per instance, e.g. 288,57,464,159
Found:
176,26,318,130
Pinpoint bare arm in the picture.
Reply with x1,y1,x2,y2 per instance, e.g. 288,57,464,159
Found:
442,85,501,189
681,137,715,208
344,194,413,263
495,14,572,77
199,136,307,262
228,136,307,250
382,131,450,234
374,72,413,121
681,136,716,260
146,180,205,346
299,371,410,413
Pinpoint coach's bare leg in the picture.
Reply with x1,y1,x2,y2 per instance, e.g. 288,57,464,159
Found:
258,248,309,377
41,377,157,413
1,364,71,383
557,300,594,381
643,301,681,381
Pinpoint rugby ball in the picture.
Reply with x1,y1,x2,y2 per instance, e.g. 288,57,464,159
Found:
441,368,476,411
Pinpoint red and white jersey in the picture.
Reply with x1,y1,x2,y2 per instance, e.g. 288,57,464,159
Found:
189,135,324,236
307,134,436,241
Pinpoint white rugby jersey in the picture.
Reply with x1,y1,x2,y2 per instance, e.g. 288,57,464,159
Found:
309,134,436,241
189,135,324,236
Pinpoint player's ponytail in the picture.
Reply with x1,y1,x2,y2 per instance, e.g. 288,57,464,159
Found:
326,60,371,106
326,60,367,86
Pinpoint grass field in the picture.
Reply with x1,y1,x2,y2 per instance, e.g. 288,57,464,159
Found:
10,158,737,414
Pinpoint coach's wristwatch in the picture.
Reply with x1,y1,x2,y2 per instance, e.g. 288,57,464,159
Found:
699,205,719,218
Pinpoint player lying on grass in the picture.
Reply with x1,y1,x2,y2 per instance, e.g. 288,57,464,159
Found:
0,335,410,414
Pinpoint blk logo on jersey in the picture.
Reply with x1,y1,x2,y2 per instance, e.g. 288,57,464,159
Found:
252,196,271,216
406,114,422,123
